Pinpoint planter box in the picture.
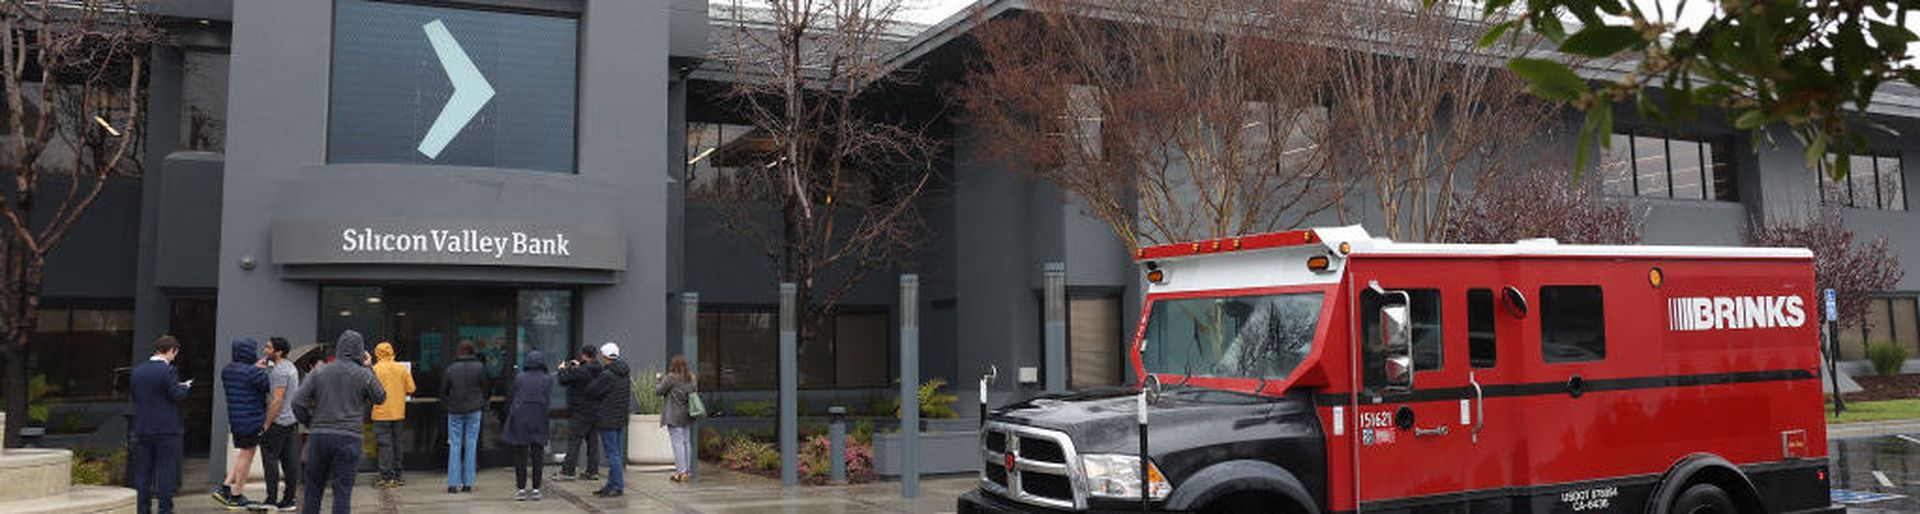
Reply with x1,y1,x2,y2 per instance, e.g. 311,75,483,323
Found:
628,414,673,465
873,428,979,476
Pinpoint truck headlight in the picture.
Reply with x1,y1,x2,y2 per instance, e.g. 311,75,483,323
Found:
1080,454,1171,500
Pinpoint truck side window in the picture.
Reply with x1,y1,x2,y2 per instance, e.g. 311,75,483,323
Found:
1468,289,1495,368
1362,288,1442,389
1541,285,1606,363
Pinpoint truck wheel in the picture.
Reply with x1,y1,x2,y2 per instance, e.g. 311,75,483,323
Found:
1672,483,1736,514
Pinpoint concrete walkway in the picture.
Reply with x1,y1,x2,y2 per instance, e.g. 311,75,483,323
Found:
1831,419,1920,440
171,464,974,514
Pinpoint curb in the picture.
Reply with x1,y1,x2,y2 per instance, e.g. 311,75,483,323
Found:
1828,419,1920,440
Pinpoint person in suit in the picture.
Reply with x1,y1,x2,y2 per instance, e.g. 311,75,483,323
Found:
130,335,191,514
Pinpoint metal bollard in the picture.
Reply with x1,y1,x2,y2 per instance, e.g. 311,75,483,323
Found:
828,406,847,484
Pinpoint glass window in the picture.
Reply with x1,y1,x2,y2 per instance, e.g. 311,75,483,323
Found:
29,304,133,401
319,286,386,350
328,0,579,172
1893,297,1919,355
1603,132,1737,200
1669,139,1704,200
1360,289,1443,388
1141,292,1324,381
518,289,574,406
1468,289,1496,369
1541,286,1606,363
1632,136,1670,197
833,312,891,388
1068,296,1123,388
697,309,891,391
1821,154,1908,210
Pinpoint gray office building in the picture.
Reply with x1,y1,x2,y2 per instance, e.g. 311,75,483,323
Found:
18,0,1919,479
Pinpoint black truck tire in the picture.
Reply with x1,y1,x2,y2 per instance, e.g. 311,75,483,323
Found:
1672,483,1737,514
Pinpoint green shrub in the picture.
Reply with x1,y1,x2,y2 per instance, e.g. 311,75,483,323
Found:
893,378,960,419
71,454,109,486
732,400,776,417
1868,342,1908,377
631,368,664,415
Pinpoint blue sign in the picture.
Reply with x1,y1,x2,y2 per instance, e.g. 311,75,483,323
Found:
1824,288,1838,321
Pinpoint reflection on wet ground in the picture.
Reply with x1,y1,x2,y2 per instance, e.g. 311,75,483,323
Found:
1832,434,1920,512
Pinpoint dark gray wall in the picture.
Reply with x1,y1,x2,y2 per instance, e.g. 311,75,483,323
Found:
38,179,141,300
212,0,674,481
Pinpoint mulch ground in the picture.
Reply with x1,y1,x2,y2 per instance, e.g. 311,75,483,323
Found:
1843,374,1920,402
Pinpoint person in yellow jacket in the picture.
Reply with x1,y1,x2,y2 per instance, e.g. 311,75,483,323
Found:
371,342,416,489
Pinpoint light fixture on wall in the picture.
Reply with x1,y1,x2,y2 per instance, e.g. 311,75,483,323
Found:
239,254,256,270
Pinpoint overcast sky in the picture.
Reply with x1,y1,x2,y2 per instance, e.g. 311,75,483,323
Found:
898,0,978,24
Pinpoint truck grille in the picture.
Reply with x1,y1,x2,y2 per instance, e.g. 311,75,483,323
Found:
980,422,1083,510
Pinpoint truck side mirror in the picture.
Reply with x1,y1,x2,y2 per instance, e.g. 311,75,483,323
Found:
1381,304,1413,389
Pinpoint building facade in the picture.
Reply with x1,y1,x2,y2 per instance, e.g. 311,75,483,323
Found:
18,0,1920,480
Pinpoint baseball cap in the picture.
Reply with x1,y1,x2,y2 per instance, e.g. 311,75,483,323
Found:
600,342,620,359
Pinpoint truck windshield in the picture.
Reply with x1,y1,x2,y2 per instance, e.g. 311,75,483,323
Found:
1141,292,1324,382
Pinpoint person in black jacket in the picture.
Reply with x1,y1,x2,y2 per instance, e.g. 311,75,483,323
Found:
130,335,190,514
441,340,489,494
587,342,632,497
554,346,602,481
502,351,553,501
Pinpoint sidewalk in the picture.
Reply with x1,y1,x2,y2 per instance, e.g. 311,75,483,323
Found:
1830,418,1920,440
171,462,975,513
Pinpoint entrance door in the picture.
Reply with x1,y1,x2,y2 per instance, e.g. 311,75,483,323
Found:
1350,273,1479,512
384,287,517,468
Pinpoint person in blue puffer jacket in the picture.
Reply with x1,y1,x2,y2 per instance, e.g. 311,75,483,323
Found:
214,337,271,509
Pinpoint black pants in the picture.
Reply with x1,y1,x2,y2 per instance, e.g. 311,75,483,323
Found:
133,434,182,514
373,421,403,480
512,443,545,491
300,434,359,514
559,418,598,475
261,423,300,503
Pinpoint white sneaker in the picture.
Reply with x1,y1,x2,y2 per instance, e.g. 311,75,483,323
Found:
513,489,527,501
530,490,543,501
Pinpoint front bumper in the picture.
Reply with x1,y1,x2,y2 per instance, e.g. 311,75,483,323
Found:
959,489,1171,514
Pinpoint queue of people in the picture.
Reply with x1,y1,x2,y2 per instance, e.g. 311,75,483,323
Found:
126,331,672,514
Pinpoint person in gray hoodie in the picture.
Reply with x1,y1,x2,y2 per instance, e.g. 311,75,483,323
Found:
292,330,386,514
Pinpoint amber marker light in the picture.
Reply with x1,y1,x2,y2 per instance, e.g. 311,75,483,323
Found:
1338,242,1351,255
1648,267,1664,288
1306,256,1331,272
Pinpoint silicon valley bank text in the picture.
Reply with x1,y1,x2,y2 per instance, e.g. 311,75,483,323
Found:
340,228,572,258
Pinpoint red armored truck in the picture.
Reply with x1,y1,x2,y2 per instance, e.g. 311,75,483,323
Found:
960,225,1838,513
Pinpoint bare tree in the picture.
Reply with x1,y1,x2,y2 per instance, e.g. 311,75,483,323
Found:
0,0,154,445
1444,166,1642,245
1326,0,1559,242
957,0,1342,252
708,0,938,357
1747,209,1905,330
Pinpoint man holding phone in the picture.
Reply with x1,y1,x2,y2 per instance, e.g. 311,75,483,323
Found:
131,335,191,514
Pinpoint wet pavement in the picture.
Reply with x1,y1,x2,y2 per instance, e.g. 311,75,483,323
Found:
1831,433,1920,512
168,464,975,513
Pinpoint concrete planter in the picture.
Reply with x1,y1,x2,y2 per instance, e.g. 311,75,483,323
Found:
628,414,673,465
873,426,981,476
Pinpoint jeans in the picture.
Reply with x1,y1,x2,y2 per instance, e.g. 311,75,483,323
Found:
133,434,182,514
668,425,692,474
261,423,300,503
599,429,624,492
446,411,481,487
559,417,599,476
512,444,545,491
300,434,359,514
373,421,403,480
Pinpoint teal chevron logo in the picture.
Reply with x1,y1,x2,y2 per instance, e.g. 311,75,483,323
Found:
418,19,494,159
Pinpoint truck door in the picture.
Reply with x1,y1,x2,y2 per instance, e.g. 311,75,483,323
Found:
1350,278,1482,512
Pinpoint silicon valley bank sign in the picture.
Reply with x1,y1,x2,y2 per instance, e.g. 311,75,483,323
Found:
271,221,626,271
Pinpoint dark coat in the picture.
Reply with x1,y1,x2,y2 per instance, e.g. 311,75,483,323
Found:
556,357,600,419
440,355,489,415
654,374,693,428
502,351,553,446
131,357,190,436
221,337,271,436
586,358,632,431
292,330,387,438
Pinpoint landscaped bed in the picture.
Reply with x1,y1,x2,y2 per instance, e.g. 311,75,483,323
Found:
1845,374,1920,403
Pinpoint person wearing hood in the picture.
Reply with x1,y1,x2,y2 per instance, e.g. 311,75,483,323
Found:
371,342,416,489
293,330,387,514
502,351,554,501
441,339,489,493
214,337,271,509
586,342,632,497
554,346,602,481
